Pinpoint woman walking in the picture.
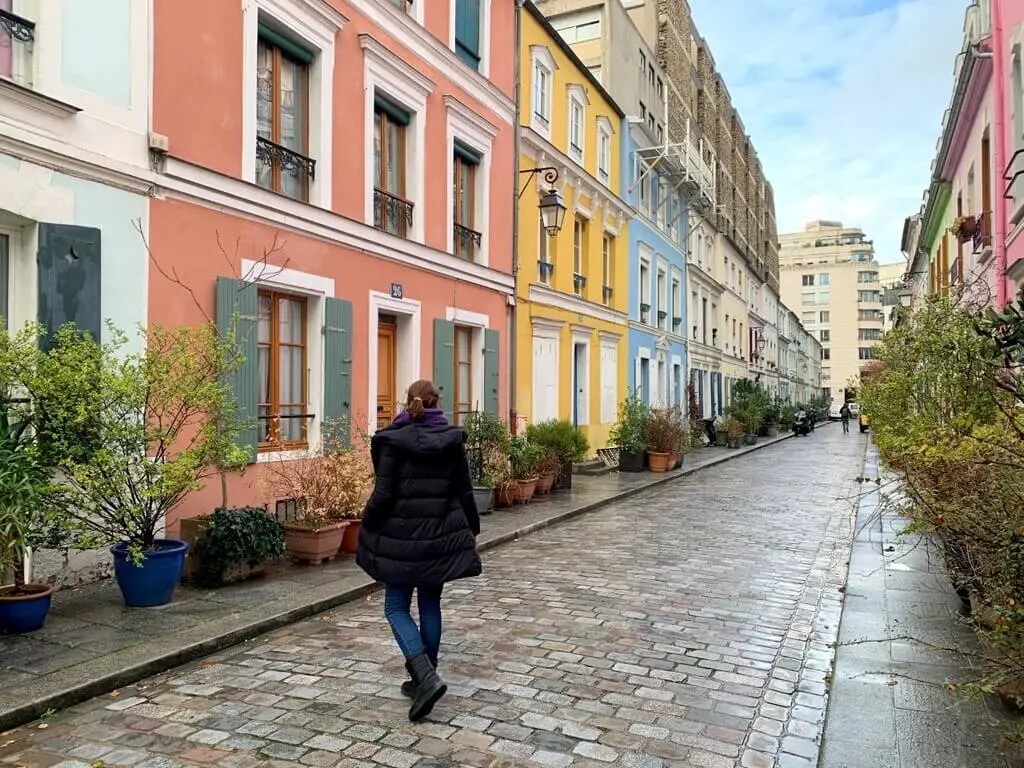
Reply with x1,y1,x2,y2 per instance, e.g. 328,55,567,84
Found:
356,379,482,721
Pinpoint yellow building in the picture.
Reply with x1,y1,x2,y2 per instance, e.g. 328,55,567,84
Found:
516,1,632,452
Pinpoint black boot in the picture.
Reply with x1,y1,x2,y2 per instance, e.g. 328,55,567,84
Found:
401,656,437,698
405,653,446,721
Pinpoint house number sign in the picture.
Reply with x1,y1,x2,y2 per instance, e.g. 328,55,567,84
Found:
390,283,403,300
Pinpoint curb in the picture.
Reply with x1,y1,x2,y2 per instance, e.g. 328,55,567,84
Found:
0,425,813,731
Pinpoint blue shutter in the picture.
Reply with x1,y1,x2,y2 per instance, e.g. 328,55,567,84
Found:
483,328,500,416
323,297,353,450
216,277,259,462
433,319,456,423
37,224,101,350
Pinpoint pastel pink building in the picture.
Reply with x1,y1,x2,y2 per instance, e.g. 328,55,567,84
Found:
150,0,515,525
998,0,1024,299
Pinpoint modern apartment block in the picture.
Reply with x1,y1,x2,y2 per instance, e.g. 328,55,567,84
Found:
779,221,883,402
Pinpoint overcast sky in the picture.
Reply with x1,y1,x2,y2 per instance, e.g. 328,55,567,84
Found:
689,0,967,264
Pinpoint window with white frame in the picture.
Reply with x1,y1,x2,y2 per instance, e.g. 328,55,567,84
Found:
530,46,556,139
656,267,667,330
639,257,651,323
362,34,434,242
1012,41,1024,213
568,84,587,162
446,96,496,265
597,117,612,185
671,276,681,334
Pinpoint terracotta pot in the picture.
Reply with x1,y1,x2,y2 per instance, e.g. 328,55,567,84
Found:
669,452,682,469
339,520,361,554
516,478,538,503
535,472,556,494
647,451,671,473
495,483,518,507
285,521,348,565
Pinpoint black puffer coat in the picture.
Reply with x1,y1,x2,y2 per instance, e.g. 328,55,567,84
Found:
356,422,482,587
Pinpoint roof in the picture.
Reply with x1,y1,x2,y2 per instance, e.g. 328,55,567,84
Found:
522,0,625,119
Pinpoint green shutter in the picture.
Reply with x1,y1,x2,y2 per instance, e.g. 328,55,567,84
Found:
37,224,102,350
454,140,482,165
216,277,259,463
323,297,353,450
433,318,456,423
258,23,315,65
455,0,481,70
374,93,411,126
483,328,500,416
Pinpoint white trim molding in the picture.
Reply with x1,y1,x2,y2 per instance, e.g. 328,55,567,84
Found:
445,95,497,265
241,259,335,462
569,326,591,426
447,306,488,415
528,283,628,326
446,306,490,327
361,33,435,242
530,45,557,141
242,0,345,210
368,290,423,433
531,315,565,337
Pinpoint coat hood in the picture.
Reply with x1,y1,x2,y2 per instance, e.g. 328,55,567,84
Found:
371,422,467,456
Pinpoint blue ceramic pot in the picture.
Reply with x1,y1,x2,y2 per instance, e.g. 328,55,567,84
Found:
0,584,53,633
110,539,189,607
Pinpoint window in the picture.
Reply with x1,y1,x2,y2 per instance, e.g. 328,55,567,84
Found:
639,101,647,121
639,50,646,73
454,325,474,424
1012,43,1024,210
820,330,830,342
602,235,612,304
374,98,411,237
858,271,879,283
801,311,815,324
256,31,313,201
568,85,587,161
858,290,881,303
817,292,830,305
818,273,830,286
453,143,480,260
258,291,309,448
859,309,882,321
573,217,587,296
859,328,881,341
671,278,681,333
597,119,612,184
656,123,663,144
454,0,482,71
802,274,815,287
640,260,651,322
0,234,7,331
819,311,829,323
859,347,876,360
657,268,667,330
530,47,555,137
388,0,411,12
657,77,664,100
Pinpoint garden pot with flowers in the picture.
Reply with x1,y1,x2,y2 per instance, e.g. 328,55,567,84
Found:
948,215,978,243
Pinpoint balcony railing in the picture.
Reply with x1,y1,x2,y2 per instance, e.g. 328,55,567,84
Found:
573,273,587,297
972,210,993,253
256,136,315,201
374,188,414,238
672,316,682,334
657,310,668,327
640,303,651,325
538,260,554,284
0,8,35,89
602,285,613,305
453,222,481,261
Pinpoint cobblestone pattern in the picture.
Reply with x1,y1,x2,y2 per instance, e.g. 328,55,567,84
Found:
0,429,861,768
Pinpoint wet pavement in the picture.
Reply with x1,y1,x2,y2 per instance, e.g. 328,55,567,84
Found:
0,425,862,767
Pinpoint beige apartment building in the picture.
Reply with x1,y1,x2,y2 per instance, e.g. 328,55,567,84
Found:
779,221,883,402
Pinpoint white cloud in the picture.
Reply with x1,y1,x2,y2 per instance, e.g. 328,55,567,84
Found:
689,0,966,262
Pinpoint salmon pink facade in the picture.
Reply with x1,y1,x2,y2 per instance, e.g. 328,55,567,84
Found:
1000,0,1024,298
150,0,516,526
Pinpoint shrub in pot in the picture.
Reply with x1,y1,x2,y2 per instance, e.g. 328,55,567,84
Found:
713,415,728,447
27,323,250,608
610,391,648,472
525,419,588,491
645,408,676,472
187,506,285,587
508,436,543,503
534,450,561,494
465,411,510,513
725,417,744,449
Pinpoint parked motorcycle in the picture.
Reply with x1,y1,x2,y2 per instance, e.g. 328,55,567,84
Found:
793,410,811,437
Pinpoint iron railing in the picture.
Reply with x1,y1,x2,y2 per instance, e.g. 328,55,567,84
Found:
374,188,414,238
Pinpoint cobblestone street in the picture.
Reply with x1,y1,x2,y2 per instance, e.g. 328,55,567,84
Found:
0,428,862,768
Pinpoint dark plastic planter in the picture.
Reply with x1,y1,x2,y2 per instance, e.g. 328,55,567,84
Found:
553,461,573,490
111,539,189,607
618,450,644,472
0,584,53,633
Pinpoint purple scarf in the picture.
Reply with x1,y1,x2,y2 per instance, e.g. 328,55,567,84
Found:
392,407,449,427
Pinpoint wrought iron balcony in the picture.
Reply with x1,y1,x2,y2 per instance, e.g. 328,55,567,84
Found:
640,303,651,324
0,8,35,89
573,273,587,297
538,260,554,284
657,310,668,324
453,222,482,261
973,210,992,253
672,316,682,333
602,285,613,305
374,187,414,238
256,136,315,201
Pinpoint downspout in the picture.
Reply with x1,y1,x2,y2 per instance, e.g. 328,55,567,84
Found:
510,0,524,432
993,0,1008,306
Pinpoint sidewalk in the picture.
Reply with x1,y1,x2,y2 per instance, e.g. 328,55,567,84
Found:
821,441,1024,767
0,430,804,731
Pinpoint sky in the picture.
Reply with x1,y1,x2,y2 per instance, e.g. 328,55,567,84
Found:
689,0,967,264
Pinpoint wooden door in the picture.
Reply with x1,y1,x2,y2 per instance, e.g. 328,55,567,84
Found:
377,320,397,422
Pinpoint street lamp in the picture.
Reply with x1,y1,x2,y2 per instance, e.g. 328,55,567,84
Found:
520,166,567,235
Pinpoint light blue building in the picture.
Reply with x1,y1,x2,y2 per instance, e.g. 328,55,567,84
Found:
621,122,688,409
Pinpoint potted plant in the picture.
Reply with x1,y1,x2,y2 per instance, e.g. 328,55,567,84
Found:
324,445,375,554
666,405,688,469
948,215,978,242
645,408,676,472
465,411,509,513
525,419,588,490
27,323,250,608
186,506,285,587
762,398,781,438
508,435,542,503
610,391,649,472
534,450,561,494
726,416,744,449
713,414,728,447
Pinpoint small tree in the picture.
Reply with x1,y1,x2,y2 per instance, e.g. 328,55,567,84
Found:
27,322,250,562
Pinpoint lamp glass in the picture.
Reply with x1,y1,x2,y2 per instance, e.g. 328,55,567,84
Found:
540,188,567,236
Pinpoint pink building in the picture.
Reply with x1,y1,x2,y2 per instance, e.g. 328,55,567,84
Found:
998,0,1024,300
149,0,516,525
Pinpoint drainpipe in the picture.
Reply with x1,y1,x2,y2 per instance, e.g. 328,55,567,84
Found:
993,0,1008,306
509,0,524,433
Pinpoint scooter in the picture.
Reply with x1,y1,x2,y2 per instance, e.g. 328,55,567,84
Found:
793,411,811,437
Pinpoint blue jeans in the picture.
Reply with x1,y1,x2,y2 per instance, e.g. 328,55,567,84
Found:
384,584,444,665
